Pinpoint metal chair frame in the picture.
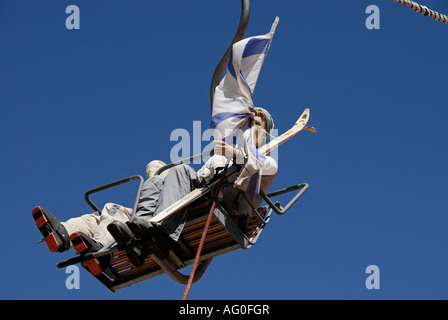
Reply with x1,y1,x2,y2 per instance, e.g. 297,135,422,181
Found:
57,152,309,292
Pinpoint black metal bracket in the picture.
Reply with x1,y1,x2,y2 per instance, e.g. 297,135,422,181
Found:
210,0,250,111
84,175,144,216
260,183,309,215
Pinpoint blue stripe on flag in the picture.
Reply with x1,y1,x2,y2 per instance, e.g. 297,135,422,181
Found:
210,112,250,129
247,128,266,163
221,130,240,146
242,38,270,58
240,70,253,97
227,51,236,78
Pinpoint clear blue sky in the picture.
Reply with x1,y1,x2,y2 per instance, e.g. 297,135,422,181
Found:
1,0,448,300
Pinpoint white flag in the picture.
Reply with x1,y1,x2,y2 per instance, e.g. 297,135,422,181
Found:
211,17,279,194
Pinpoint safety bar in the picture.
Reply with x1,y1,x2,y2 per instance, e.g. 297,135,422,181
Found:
84,175,145,216
260,183,309,215
235,183,309,230
154,150,214,177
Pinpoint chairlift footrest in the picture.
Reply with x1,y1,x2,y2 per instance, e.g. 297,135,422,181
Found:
32,206,60,253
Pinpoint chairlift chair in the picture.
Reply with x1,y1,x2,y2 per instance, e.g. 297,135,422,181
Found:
56,151,309,292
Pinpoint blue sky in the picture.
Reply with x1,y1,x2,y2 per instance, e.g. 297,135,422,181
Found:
1,0,448,300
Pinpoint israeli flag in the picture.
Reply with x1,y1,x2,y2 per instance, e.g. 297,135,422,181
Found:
211,17,279,194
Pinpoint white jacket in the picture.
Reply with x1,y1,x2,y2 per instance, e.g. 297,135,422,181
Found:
197,154,277,180
197,154,278,217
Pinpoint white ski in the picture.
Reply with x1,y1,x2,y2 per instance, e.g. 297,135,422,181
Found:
148,168,238,224
149,109,315,224
258,108,316,156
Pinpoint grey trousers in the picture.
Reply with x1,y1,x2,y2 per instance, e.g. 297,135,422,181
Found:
133,164,275,242
133,164,198,241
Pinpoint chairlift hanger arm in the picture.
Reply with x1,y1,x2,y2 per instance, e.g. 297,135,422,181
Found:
210,0,250,112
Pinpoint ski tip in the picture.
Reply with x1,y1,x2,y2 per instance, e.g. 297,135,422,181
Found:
295,108,310,126
301,108,310,119
304,126,317,133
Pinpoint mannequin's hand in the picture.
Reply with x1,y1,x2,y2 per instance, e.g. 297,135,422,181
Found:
212,140,236,159
199,167,213,183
